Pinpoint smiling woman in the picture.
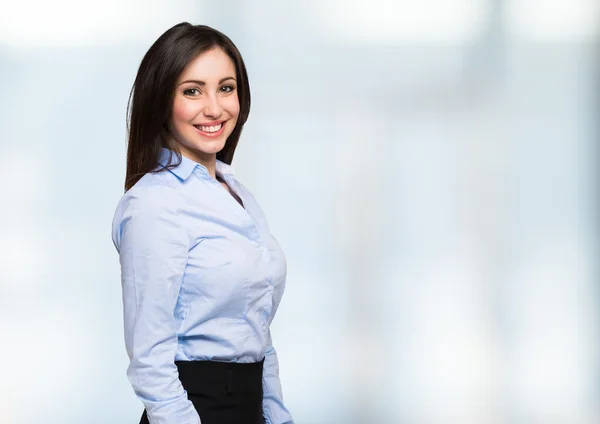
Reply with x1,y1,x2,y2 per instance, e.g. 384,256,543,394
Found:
112,23,294,424
124,23,251,190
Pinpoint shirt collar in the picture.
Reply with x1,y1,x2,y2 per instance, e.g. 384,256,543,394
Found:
216,160,235,177
158,147,235,180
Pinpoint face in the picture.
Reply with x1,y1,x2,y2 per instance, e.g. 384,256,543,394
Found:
166,47,240,166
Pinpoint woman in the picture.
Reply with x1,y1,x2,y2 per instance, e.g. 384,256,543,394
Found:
111,22,294,424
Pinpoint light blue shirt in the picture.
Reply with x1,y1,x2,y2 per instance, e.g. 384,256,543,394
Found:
112,148,293,424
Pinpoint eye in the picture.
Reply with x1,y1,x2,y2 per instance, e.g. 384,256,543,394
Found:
183,88,200,96
220,85,235,93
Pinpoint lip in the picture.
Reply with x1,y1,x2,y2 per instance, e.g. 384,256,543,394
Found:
195,120,226,126
193,120,227,138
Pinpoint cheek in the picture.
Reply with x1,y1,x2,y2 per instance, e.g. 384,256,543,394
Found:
171,98,197,125
226,95,240,120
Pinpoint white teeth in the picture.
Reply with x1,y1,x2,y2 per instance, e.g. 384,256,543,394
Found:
197,123,223,133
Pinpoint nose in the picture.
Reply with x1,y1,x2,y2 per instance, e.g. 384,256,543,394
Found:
203,93,222,119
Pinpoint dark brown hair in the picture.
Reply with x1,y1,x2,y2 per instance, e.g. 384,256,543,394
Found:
124,22,251,191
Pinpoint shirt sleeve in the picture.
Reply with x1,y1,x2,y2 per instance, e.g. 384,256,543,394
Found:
262,330,294,424
113,187,200,424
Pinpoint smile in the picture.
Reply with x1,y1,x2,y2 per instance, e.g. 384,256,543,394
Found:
194,121,226,137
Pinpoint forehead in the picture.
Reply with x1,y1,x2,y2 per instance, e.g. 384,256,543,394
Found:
178,48,236,81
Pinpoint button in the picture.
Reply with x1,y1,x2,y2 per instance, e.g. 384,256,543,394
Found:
268,286,274,292
262,322,267,332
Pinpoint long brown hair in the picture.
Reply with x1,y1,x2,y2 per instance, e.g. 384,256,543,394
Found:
124,22,251,191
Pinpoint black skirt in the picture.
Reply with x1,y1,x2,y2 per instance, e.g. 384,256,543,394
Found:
139,358,265,424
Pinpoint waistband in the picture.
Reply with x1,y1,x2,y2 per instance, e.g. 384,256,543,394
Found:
175,358,265,396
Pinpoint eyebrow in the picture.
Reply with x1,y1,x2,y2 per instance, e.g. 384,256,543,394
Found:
178,77,236,86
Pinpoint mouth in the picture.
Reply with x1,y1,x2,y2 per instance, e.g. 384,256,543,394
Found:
193,121,226,138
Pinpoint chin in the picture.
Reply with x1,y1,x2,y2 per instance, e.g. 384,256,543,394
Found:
194,139,228,155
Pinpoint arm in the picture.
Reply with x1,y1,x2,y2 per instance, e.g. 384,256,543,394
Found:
262,331,294,424
114,188,200,424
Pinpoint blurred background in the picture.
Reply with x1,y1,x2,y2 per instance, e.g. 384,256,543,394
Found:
1,0,599,423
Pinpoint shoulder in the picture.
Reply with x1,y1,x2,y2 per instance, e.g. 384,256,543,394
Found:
120,174,184,214
232,178,258,202
232,178,272,226
111,174,187,247
233,178,265,211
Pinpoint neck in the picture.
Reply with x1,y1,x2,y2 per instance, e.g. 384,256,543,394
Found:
165,136,218,178
182,150,217,178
